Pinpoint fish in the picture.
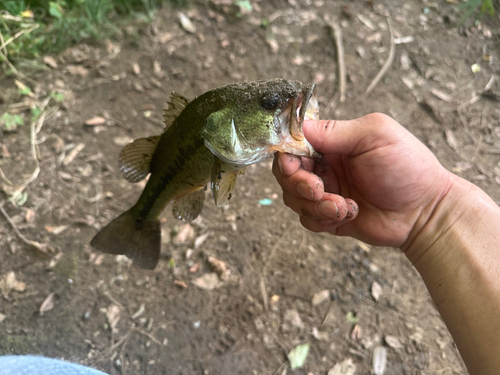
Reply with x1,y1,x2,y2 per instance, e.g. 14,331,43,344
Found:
90,79,320,269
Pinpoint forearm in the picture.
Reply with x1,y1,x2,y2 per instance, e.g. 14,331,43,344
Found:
404,174,500,375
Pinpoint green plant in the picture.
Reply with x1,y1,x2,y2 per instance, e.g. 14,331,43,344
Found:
0,112,24,131
459,0,496,23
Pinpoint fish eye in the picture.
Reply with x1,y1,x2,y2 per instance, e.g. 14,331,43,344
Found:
261,95,279,110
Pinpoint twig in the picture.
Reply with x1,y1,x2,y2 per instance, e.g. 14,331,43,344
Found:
366,17,395,95
133,328,163,347
260,275,268,312
328,22,346,102
0,201,53,256
457,75,497,110
0,25,39,52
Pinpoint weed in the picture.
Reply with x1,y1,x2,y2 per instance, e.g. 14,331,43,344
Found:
459,0,497,23
0,112,24,131
0,0,188,64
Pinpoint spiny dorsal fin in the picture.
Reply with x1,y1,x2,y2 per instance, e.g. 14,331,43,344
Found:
164,92,190,129
119,136,160,183
211,158,245,208
172,187,206,222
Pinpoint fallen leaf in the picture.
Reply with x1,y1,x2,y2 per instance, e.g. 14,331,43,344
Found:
371,281,382,302
106,304,121,330
178,13,196,33
174,280,188,288
172,223,195,245
192,273,221,290
39,292,56,316
132,62,141,75
445,129,458,151
194,232,210,249
327,358,356,375
385,335,403,349
372,346,387,375
208,256,229,279
45,225,68,235
288,342,310,370
351,324,362,340
42,56,58,69
0,271,26,298
113,136,134,146
84,116,106,126
66,65,89,77
311,289,330,306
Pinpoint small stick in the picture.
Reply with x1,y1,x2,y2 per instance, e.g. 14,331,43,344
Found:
328,22,346,102
366,17,395,95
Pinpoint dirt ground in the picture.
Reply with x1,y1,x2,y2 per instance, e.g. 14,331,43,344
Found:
1,0,500,374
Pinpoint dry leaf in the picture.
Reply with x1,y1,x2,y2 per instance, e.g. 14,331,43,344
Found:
132,62,141,75
0,271,26,298
192,273,221,290
0,313,6,323
445,129,458,151
113,136,134,146
372,346,387,375
39,292,56,316
328,358,356,375
208,256,229,280
174,280,188,288
385,335,403,349
178,13,196,33
172,223,195,245
311,289,330,306
194,232,210,249
66,65,89,77
371,281,382,302
106,305,121,330
84,116,106,126
42,56,58,69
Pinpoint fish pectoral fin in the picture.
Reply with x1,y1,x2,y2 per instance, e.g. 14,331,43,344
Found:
172,187,206,222
119,135,161,183
164,92,190,130
211,158,244,208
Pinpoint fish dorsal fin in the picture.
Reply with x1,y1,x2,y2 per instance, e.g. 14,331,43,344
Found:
164,92,190,129
211,158,245,208
119,136,161,183
172,187,206,221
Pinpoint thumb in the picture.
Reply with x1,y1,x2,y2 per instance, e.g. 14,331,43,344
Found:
303,113,405,156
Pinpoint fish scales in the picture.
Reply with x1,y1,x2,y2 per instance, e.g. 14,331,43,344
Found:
91,79,320,269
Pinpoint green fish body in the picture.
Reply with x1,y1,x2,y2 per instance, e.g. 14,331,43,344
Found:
90,79,319,269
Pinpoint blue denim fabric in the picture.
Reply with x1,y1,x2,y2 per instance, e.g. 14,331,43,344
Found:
0,355,108,375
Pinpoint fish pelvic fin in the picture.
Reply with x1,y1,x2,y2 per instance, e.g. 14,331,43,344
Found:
211,158,245,208
119,136,161,183
90,209,161,270
172,187,206,221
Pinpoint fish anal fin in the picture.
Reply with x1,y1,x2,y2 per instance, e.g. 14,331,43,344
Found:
90,209,161,270
211,158,244,208
172,187,206,222
164,92,190,129
119,136,161,183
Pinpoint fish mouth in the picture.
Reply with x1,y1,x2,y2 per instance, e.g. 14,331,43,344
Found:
268,84,320,158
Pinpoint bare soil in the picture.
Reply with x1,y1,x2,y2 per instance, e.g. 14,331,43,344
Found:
1,1,500,374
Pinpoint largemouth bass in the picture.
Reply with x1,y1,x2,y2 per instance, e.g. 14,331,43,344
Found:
90,79,319,269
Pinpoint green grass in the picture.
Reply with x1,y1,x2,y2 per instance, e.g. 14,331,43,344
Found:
0,0,188,64
458,0,497,24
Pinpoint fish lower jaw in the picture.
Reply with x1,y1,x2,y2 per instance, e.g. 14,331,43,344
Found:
268,139,319,159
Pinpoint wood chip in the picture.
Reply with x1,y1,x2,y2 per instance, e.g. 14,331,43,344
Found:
84,116,106,126
132,62,141,75
39,292,56,316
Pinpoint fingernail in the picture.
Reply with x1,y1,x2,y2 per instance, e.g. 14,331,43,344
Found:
278,157,284,175
297,182,314,200
318,200,339,219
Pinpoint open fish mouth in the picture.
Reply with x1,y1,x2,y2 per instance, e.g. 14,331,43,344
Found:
268,83,320,158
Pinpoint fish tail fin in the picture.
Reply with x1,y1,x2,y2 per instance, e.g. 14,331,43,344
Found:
90,209,161,270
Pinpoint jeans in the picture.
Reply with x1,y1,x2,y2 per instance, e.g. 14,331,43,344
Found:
0,355,108,375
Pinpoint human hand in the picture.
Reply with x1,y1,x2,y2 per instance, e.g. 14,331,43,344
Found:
272,113,453,248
